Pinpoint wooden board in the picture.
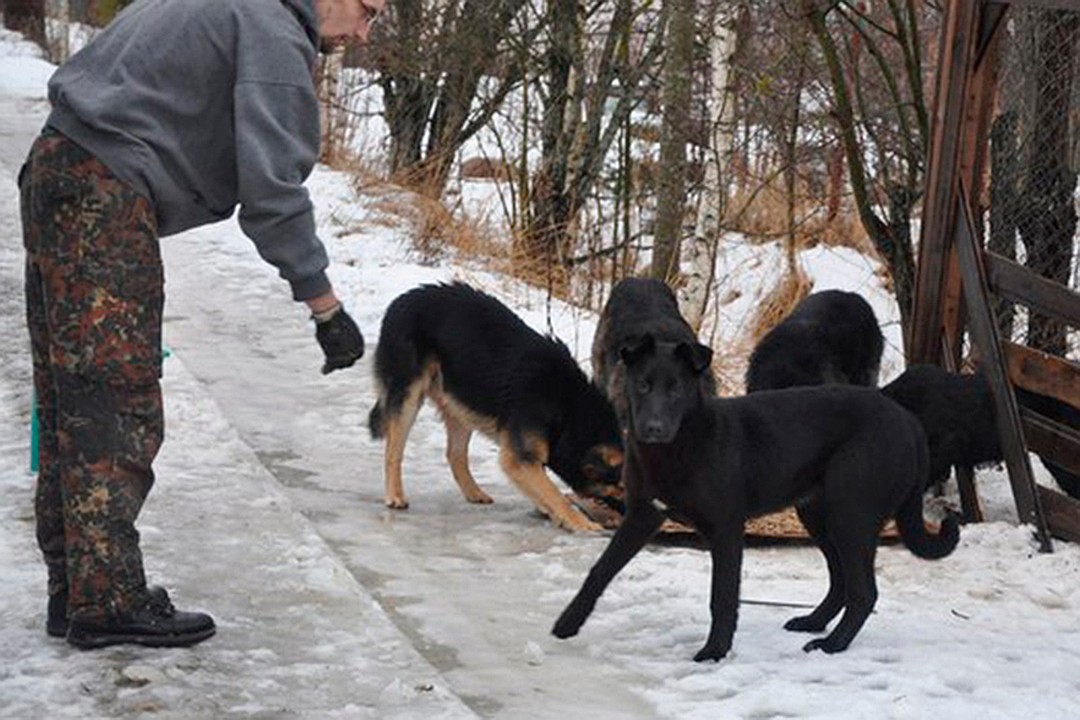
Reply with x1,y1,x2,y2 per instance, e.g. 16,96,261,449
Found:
569,496,901,542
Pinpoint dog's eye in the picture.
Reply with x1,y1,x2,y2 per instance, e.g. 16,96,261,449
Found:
636,379,651,393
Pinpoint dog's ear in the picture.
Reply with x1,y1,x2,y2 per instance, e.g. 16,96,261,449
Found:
581,445,625,484
619,333,656,367
675,341,713,375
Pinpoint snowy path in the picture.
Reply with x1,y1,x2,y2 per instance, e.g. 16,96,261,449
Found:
157,222,658,719
4,27,1080,720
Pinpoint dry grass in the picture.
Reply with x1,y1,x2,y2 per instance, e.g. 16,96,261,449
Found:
746,264,814,348
725,175,874,256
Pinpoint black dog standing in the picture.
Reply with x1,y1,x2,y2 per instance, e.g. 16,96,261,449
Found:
883,364,1080,498
592,277,716,429
553,334,959,660
746,289,884,392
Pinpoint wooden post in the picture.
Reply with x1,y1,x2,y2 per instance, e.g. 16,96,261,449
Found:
910,0,982,365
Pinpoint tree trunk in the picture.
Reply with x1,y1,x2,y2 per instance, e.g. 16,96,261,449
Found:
681,2,739,330
317,49,346,165
989,110,1019,341
652,0,695,284
523,0,576,266
1018,10,1078,357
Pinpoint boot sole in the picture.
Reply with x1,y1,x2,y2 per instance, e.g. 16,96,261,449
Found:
68,626,216,649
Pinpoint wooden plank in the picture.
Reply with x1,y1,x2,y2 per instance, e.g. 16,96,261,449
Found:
1022,409,1080,477
1003,343,1080,409
954,183,1052,551
986,253,1080,329
943,2,1006,367
911,0,982,365
1037,486,1080,545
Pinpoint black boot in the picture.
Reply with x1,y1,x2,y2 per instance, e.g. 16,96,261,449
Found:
66,587,215,649
46,591,68,638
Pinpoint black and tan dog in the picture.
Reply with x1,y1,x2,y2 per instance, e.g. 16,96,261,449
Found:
746,289,884,392
368,282,624,532
553,334,959,660
593,277,716,428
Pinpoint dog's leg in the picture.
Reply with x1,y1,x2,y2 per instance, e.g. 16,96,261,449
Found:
785,495,846,633
552,498,664,639
803,519,880,654
499,446,601,532
444,413,493,504
383,382,425,509
695,519,745,662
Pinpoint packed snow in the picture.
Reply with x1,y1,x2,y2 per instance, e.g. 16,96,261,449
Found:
1,26,1079,720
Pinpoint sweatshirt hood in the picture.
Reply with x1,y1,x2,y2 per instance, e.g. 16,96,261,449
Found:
280,0,320,48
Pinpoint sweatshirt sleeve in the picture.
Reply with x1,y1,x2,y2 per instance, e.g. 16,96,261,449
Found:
233,49,330,301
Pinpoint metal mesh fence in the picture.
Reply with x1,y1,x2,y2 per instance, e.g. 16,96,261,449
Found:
988,5,1080,359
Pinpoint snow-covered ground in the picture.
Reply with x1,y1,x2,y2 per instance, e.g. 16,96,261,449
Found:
2,27,1080,720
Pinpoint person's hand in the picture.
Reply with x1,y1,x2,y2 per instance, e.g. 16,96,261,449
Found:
313,304,365,374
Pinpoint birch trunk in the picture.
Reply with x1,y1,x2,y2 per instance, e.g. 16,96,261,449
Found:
680,2,738,330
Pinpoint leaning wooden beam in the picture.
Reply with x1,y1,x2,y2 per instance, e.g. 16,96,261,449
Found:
954,182,1052,552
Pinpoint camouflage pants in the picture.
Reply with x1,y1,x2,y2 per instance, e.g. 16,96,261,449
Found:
20,129,163,623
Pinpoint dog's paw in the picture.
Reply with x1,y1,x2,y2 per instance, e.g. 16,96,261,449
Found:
692,642,730,663
551,611,584,639
464,490,494,504
802,636,848,654
558,514,604,533
784,615,827,633
385,496,410,510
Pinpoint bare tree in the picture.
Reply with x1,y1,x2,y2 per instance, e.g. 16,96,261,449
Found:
652,0,696,284
374,0,532,197
681,0,741,329
3,0,45,46
803,0,935,341
523,0,665,269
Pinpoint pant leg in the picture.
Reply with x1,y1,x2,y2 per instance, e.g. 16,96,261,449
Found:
21,131,164,622
21,151,66,602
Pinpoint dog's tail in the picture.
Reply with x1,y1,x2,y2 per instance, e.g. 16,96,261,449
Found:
896,482,960,560
369,400,386,440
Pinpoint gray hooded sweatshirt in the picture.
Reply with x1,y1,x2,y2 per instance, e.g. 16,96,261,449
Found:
46,0,330,301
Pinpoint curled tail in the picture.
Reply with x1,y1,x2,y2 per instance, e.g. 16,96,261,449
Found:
896,413,959,559
369,400,386,440
896,487,959,559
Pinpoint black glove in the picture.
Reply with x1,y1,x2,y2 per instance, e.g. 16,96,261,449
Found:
314,305,365,374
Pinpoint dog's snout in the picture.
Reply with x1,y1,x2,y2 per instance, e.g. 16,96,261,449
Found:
642,420,668,442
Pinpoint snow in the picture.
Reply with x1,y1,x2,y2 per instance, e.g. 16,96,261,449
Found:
2,26,1080,720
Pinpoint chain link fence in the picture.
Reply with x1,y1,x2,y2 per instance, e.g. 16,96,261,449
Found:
987,5,1080,359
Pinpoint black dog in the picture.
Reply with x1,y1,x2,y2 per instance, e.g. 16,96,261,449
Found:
368,282,624,532
883,363,1080,498
746,289,884,392
593,277,716,428
553,334,959,660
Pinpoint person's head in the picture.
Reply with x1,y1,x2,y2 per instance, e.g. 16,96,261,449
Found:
315,0,386,45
